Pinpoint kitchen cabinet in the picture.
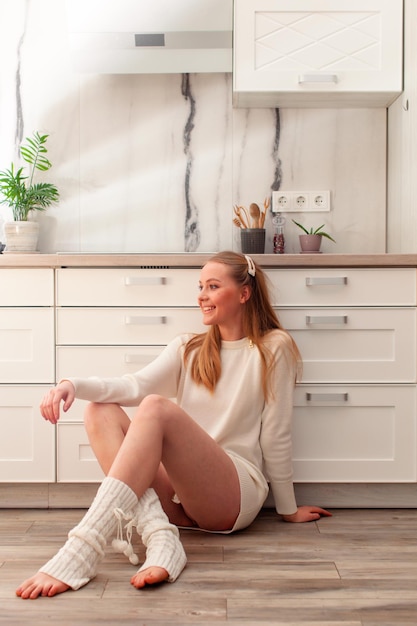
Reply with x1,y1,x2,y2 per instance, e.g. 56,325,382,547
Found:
55,267,205,481
0,269,55,481
1,259,416,505
266,267,416,481
233,0,403,108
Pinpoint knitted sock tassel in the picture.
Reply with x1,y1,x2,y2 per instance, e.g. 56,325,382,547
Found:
134,488,187,582
38,477,138,590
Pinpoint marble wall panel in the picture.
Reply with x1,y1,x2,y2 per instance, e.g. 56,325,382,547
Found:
0,0,387,255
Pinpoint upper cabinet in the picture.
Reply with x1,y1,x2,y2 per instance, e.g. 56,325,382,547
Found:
233,0,403,108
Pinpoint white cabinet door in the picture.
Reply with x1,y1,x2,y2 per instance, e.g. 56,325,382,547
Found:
0,386,55,482
234,0,403,107
0,308,55,383
0,269,54,306
266,268,416,307
56,307,204,345
56,268,201,306
293,385,416,482
279,308,416,382
56,345,164,380
57,423,104,482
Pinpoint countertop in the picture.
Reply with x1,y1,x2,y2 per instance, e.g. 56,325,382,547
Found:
1,253,417,268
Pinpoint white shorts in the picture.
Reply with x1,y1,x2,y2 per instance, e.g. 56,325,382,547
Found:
228,453,269,532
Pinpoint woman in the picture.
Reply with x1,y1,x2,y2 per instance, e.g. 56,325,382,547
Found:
16,251,330,600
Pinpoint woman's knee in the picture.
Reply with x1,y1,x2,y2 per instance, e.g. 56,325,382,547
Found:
132,395,177,426
83,402,124,432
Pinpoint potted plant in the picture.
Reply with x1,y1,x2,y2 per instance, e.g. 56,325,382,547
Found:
0,131,59,252
292,220,336,253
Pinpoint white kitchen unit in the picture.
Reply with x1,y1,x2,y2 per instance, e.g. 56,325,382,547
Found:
266,267,417,482
1,255,417,507
233,0,403,107
0,269,55,481
55,267,204,481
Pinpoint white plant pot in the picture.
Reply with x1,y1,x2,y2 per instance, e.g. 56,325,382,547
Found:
4,221,40,253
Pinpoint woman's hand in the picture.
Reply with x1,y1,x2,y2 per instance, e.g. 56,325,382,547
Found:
282,505,332,523
40,381,76,424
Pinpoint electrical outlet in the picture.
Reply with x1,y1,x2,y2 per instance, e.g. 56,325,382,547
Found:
271,191,331,212
272,193,291,211
295,194,308,209
312,191,330,210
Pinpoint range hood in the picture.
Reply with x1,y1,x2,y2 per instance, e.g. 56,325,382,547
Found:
65,0,232,73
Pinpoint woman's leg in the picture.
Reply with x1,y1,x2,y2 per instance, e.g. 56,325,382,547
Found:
83,402,202,527
105,394,241,532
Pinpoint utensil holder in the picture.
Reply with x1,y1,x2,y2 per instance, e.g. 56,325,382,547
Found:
240,228,265,254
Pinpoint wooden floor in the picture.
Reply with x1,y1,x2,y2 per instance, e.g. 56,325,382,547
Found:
0,507,417,625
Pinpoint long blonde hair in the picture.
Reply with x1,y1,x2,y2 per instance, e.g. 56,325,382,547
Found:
183,251,301,398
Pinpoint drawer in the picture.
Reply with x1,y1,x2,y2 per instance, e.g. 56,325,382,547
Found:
0,308,54,383
56,345,164,380
279,308,416,383
0,386,55,482
56,268,201,306
57,423,105,482
56,307,204,345
266,268,416,306
292,385,416,482
0,268,54,306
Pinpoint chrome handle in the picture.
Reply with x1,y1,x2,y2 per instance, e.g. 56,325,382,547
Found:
305,277,348,286
124,354,156,364
298,74,338,84
125,316,167,325
124,276,167,286
306,393,349,402
306,315,348,325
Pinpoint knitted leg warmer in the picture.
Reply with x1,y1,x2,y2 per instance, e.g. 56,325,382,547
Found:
38,477,138,590
134,488,187,583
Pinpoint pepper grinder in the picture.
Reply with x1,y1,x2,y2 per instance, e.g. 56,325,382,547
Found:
273,214,286,254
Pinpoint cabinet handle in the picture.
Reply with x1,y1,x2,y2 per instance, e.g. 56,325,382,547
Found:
124,276,167,286
306,315,348,325
305,277,348,286
306,392,349,402
125,316,167,325
124,354,156,364
298,74,338,84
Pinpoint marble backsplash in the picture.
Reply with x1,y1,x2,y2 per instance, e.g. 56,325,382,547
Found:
0,0,386,254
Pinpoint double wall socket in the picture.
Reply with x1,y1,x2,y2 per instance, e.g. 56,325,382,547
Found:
272,191,331,212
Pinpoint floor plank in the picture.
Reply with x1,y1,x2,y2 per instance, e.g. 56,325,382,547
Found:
1,508,417,624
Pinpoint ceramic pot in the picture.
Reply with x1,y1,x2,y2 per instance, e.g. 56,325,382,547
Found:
299,233,322,253
3,221,40,253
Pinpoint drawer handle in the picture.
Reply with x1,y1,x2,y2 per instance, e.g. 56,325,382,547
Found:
124,277,167,286
298,74,338,84
125,316,167,325
124,354,156,364
305,277,348,286
306,315,348,325
306,393,349,402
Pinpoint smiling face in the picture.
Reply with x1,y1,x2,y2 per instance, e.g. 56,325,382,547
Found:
198,261,251,340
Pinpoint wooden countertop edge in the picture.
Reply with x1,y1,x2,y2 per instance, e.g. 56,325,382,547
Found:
1,253,417,268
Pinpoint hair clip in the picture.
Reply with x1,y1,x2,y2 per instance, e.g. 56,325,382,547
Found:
245,255,256,277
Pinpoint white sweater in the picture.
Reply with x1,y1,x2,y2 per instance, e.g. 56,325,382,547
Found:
69,329,298,516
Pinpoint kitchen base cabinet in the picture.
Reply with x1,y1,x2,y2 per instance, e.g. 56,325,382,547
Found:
293,385,416,482
0,268,55,483
0,387,55,482
1,259,417,508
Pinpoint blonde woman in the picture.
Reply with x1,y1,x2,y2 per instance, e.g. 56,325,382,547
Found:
17,251,330,600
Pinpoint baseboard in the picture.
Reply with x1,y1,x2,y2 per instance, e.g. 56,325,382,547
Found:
1,482,417,509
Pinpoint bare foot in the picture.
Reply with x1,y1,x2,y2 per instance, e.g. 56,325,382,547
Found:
16,572,70,599
130,566,169,589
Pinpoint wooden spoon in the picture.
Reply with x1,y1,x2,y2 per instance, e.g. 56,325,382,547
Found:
249,203,261,228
